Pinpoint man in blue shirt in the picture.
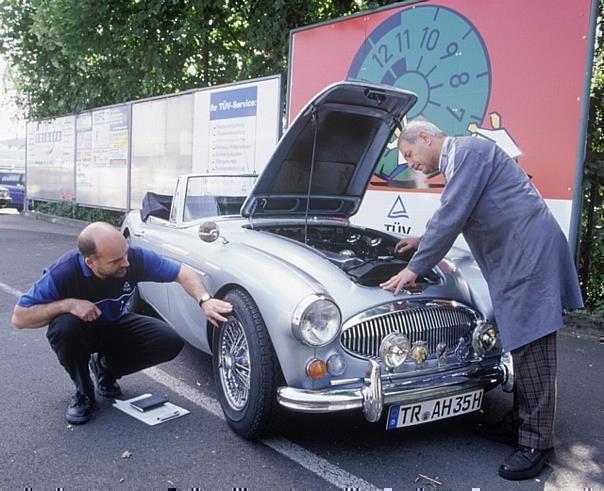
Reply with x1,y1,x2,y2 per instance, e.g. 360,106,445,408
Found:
12,221,232,425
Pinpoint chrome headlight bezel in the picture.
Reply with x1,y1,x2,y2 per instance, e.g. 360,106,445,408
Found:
292,294,342,347
472,320,499,356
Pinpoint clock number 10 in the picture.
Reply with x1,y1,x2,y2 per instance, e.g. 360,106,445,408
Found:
420,28,440,51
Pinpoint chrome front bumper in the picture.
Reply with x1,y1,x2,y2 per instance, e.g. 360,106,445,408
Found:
277,356,513,423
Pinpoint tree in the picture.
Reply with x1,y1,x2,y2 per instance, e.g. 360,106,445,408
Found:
580,2,604,312
0,0,392,119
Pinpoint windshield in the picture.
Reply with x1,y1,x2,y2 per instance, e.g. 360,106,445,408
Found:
0,173,23,186
183,175,256,222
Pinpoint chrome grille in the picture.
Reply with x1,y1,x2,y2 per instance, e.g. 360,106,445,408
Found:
341,303,476,359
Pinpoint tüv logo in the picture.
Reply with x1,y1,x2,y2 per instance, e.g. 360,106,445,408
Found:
387,195,409,219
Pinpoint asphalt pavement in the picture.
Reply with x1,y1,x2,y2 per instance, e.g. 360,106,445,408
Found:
0,211,602,490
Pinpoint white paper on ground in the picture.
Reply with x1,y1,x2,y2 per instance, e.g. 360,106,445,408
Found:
112,393,190,426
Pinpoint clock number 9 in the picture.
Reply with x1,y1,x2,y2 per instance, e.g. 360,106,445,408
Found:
440,42,459,60
449,72,470,88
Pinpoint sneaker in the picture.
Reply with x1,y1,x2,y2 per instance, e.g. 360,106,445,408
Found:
66,391,95,425
498,445,554,480
475,420,518,446
89,353,122,398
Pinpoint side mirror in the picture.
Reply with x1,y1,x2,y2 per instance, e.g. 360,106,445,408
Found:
198,221,220,243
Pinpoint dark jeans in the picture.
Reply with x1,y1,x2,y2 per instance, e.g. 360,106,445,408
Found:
46,313,184,396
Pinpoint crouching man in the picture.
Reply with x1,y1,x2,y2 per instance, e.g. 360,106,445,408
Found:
12,221,232,425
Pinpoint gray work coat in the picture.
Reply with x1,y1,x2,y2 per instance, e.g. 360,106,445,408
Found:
408,136,583,351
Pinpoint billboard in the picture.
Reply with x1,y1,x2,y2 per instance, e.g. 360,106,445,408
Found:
192,75,282,174
130,94,194,209
76,105,130,209
26,115,75,202
288,0,597,249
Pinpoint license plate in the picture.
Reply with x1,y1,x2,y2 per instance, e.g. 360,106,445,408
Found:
386,389,483,430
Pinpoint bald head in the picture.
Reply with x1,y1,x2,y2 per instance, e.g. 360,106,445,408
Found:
78,222,129,279
78,222,123,258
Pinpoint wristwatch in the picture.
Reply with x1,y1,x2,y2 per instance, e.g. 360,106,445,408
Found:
198,292,212,306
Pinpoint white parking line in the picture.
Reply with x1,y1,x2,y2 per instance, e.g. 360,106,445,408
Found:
1,281,378,490
145,366,379,491
0,281,24,298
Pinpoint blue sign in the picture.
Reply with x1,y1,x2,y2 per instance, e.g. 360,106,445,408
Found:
210,86,258,120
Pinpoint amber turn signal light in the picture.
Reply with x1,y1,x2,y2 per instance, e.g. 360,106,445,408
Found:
306,359,327,380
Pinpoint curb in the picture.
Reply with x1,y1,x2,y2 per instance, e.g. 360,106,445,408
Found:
23,210,90,228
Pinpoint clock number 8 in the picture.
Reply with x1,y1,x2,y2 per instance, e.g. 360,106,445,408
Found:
449,72,470,88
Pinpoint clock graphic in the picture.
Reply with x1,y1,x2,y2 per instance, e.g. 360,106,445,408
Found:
347,5,491,186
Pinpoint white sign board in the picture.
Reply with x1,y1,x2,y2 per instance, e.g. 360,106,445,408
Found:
192,76,281,174
26,116,75,201
76,105,129,209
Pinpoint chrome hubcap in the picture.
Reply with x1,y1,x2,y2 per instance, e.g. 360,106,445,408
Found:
218,317,250,411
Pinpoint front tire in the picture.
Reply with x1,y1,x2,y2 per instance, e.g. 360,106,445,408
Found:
212,288,281,439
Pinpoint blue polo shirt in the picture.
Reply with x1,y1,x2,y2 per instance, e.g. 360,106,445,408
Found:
18,246,180,323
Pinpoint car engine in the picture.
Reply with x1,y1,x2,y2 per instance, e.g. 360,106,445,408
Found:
257,224,440,287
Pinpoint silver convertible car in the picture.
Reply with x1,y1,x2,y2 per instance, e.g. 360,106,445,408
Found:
122,82,513,439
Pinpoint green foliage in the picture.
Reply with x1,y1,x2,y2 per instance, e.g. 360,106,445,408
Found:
0,0,391,119
31,199,124,227
581,2,604,312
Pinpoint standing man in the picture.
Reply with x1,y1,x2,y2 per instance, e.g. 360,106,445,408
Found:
12,221,232,425
381,118,583,481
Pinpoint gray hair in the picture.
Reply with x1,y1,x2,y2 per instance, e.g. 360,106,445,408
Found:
398,117,446,145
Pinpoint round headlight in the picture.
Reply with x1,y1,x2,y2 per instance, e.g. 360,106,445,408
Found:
472,321,499,356
292,295,341,347
379,332,411,369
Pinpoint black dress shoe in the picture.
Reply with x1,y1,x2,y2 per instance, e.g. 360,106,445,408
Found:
89,353,122,398
475,421,518,446
498,445,554,480
66,391,95,425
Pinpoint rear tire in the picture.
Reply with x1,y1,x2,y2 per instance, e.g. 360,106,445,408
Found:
212,288,281,439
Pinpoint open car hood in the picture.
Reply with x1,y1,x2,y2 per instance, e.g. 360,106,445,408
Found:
241,81,417,219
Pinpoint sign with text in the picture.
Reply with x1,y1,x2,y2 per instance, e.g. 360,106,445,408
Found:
26,115,75,202
193,76,281,175
76,105,130,209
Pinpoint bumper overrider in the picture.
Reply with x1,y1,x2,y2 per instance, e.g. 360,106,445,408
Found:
277,355,514,423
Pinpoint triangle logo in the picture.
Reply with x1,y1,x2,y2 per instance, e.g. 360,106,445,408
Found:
387,195,409,219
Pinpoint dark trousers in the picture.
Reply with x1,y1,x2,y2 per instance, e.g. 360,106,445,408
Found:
506,331,557,450
46,313,184,396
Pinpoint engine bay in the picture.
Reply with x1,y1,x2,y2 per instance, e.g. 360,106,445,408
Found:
256,223,440,287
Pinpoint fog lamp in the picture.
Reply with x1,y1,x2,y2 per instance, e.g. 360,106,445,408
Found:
327,354,346,376
472,321,499,356
379,332,411,369
306,358,327,380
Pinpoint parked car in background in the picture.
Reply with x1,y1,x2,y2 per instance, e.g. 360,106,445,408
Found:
0,170,25,211
121,82,513,439
0,186,12,208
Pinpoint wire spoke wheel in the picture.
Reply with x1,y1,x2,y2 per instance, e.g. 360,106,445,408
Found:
212,288,282,439
218,317,251,410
